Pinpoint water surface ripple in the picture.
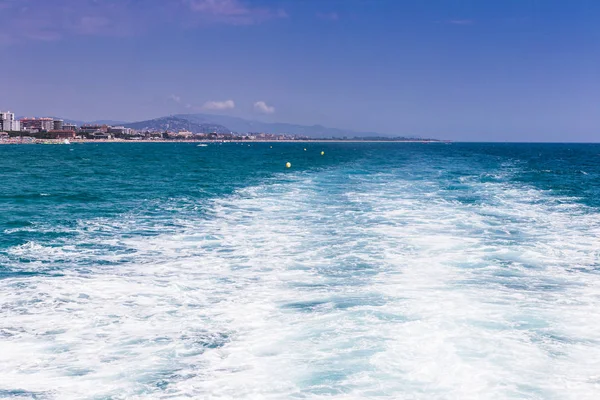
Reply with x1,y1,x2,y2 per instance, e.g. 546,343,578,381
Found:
1,143,599,399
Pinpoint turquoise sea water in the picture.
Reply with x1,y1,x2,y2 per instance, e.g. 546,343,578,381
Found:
1,142,600,399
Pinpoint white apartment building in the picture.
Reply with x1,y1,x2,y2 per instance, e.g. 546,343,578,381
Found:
0,111,21,131
108,126,132,136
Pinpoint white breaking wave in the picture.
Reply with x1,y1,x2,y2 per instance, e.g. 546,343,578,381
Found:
1,166,600,399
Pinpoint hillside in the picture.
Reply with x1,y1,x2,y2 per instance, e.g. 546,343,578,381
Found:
123,116,230,134
48,114,411,138
173,113,388,138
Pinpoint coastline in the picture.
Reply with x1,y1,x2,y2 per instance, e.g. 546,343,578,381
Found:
0,138,443,145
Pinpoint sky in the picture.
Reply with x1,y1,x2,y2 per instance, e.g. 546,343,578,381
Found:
1,0,599,141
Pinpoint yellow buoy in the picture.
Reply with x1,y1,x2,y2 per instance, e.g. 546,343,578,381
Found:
321,151,325,156
285,162,291,168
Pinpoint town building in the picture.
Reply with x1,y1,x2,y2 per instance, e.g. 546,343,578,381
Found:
0,111,21,131
126,132,145,140
63,123,78,131
168,130,194,139
87,131,112,139
147,132,163,140
80,124,108,134
47,130,76,139
108,126,132,136
53,119,63,130
20,117,54,132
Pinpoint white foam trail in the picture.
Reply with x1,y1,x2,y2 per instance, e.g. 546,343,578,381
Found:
1,166,600,399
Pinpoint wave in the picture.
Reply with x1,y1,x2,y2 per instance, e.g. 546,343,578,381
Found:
1,161,600,399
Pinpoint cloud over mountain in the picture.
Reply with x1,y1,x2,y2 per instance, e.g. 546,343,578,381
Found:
254,101,275,114
202,100,235,111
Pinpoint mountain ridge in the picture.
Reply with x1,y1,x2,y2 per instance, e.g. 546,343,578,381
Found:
173,113,390,138
123,116,230,134
32,113,410,138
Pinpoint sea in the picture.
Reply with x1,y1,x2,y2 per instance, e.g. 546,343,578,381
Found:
1,142,599,399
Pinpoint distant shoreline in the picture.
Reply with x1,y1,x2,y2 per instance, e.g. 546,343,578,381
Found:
0,138,444,145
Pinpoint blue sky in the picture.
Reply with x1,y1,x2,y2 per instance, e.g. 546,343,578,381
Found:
1,0,599,141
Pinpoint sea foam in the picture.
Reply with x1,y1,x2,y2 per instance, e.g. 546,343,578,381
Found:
1,147,600,399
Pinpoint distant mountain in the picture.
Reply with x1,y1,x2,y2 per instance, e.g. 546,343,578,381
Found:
37,114,408,139
61,118,86,126
123,116,230,134
88,120,129,126
173,113,389,138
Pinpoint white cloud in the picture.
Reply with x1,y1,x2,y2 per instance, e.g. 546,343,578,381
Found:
253,101,275,114
448,19,474,25
169,94,182,103
202,99,235,110
186,0,287,25
0,0,136,45
168,95,233,112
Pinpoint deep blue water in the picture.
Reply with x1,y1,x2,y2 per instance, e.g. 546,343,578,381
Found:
1,142,600,399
